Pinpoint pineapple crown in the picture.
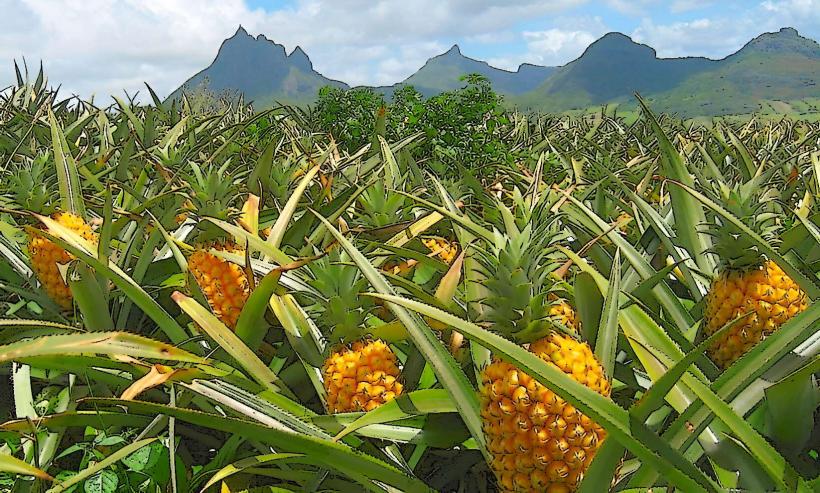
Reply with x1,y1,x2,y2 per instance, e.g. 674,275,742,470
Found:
707,181,781,272
479,219,568,344
301,249,375,346
6,156,56,216
358,180,413,229
183,161,242,242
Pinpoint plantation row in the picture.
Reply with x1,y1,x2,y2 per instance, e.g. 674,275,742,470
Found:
0,70,819,492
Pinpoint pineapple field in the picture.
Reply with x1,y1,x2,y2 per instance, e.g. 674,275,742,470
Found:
1,68,819,493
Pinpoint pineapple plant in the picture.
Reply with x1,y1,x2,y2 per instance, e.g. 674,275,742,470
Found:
184,163,250,330
479,225,609,492
302,250,404,413
8,159,98,310
703,185,808,368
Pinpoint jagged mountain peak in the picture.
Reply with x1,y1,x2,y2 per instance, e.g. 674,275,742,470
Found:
166,27,346,108
289,46,313,71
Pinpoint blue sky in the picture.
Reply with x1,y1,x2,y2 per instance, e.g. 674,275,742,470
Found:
1,0,818,101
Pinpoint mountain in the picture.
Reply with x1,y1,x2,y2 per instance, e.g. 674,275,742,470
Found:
516,27,820,116
168,26,820,117
643,27,820,115
166,26,347,108
375,45,556,98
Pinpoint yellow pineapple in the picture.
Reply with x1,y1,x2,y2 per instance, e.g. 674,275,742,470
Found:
480,333,609,492
303,251,404,413
548,297,579,332
188,241,250,330
323,339,403,413
184,163,250,329
480,226,608,492
703,186,808,367
27,212,98,309
423,237,458,265
705,260,807,367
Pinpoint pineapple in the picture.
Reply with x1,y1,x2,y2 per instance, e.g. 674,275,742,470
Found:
423,237,458,265
479,226,608,492
28,212,97,309
303,251,403,413
323,338,403,413
188,240,250,330
7,160,97,309
184,163,250,330
703,186,808,367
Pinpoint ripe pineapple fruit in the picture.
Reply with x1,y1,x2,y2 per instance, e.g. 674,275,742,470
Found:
480,227,608,492
184,163,250,330
423,237,458,265
28,212,98,309
703,186,808,368
188,240,250,330
302,251,403,413
323,338,403,412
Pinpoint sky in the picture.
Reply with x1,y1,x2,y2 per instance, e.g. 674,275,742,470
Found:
1,0,819,103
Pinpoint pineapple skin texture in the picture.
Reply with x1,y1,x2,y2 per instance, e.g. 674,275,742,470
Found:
705,260,808,368
28,212,97,309
323,339,403,413
423,237,458,264
480,333,610,493
549,299,579,332
189,242,250,330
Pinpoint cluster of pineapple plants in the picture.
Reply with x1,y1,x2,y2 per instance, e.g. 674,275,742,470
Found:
0,66,818,493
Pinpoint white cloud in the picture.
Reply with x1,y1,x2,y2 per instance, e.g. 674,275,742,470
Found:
0,0,591,101
632,2,820,60
488,16,608,70
631,18,747,58
761,0,820,22
670,0,715,13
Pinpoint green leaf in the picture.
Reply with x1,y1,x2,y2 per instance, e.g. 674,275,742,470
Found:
82,399,432,493
595,250,620,377
266,165,319,250
82,470,118,493
202,453,305,491
574,272,604,345
172,292,294,399
48,108,85,217
334,389,457,440
0,332,204,364
48,438,156,493
764,355,820,452
68,263,113,331
234,269,283,352
0,452,53,480
636,95,715,274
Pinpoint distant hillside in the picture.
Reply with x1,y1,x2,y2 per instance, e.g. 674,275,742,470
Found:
374,45,556,98
516,27,820,116
167,26,820,117
513,33,715,111
643,28,820,115
166,27,347,108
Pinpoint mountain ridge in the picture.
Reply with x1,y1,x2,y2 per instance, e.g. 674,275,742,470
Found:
168,26,820,117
